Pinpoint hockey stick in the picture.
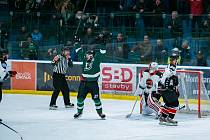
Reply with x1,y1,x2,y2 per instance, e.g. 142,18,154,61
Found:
126,96,142,118
178,105,186,110
74,0,89,36
0,121,23,140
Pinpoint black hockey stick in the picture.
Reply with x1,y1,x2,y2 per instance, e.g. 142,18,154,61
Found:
0,121,23,140
178,105,186,110
126,96,141,118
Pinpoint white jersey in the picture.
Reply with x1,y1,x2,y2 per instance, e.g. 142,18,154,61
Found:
135,69,162,95
0,61,10,82
160,64,177,85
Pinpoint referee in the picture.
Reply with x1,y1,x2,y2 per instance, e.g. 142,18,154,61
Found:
49,47,74,110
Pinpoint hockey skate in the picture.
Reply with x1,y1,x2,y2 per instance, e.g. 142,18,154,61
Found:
65,103,74,108
166,117,178,126
49,105,58,110
159,116,167,125
74,112,82,119
98,113,106,120
0,118,2,122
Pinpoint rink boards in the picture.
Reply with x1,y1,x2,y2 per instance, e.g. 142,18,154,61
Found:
2,60,210,106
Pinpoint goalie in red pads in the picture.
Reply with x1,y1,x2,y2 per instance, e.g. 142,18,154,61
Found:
158,54,180,126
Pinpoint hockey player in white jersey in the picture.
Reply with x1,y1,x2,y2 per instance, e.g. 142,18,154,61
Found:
0,49,17,122
135,62,162,116
158,54,180,126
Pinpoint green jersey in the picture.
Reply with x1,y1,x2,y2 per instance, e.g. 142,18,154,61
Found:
76,48,106,81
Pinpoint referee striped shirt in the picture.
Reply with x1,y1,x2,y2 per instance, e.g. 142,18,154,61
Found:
52,55,73,74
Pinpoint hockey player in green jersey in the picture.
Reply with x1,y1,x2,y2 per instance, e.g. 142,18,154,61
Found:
74,47,106,119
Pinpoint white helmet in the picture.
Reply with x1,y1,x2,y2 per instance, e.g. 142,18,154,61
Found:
149,62,158,73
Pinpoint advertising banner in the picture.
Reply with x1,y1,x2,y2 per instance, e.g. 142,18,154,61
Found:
4,60,210,99
36,63,82,92
100,64,137,94
11,61,36,90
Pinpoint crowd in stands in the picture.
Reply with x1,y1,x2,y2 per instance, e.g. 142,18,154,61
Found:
0,0,210,66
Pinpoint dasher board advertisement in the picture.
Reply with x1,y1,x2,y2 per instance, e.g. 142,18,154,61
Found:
100,63,137,94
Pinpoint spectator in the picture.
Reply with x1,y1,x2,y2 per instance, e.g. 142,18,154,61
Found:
83,27,95,45
134,0,145,13
31,28,43,44
40,0,56,12
21,36,38,60
74,11,87,33
201,12,210,35
189,0,204,30
195,51,207,66
142,0,153,28
14,0,26,11
180,40,195,66
119,0,136,12
84,15,99,29
17,26,30,57
163,0,177,14
17,26,30,44
152,0,165,28
25,0,36,13
153,39,167,64
30,27,42,57
0,22,9,49
167,11,182,48
60,0,75,24
131,35,153,63
119,0,136,27
167,11,182,38
114,33,129,61
177,0,190,18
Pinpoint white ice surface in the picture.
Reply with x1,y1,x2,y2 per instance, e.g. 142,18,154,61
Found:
0,94,210,140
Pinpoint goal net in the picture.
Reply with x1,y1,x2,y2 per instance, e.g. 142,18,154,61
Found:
177,69,210,118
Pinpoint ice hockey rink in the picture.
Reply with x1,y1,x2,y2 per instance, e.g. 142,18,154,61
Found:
0,94,210,140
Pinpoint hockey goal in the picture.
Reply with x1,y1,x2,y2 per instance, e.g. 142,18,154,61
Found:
139,69,210,118
176,69,210,118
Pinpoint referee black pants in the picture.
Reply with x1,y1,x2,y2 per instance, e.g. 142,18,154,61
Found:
50,73,70,106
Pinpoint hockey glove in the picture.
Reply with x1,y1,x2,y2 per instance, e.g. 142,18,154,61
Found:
8,71,17,77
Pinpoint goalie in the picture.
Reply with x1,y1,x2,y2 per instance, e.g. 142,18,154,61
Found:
135,62,162,116
158,54,180,126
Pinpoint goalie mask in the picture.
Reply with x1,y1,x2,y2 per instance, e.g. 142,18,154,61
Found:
149,62,158,73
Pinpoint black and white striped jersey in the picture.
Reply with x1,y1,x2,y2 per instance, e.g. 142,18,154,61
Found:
52,55,73,74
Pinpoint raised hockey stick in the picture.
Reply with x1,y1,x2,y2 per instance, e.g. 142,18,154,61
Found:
126,96,143,118
0,121,23,140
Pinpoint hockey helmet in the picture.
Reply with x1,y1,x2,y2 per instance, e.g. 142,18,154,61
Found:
0,49,8,60
149,62,158,73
